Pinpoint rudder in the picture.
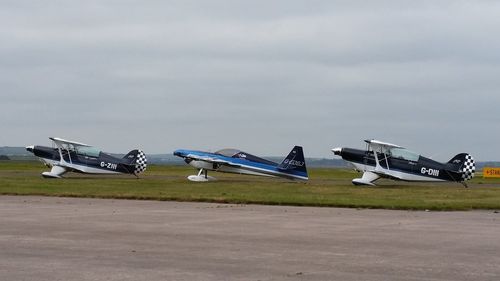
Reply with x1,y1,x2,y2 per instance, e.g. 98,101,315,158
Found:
277,146,307,177
446,153,475,181
123,149,148,175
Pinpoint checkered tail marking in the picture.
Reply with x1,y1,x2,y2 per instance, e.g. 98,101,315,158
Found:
134,150,147,175
461,154,475,181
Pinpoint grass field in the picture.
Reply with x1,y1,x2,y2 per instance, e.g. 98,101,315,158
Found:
1,161,500,210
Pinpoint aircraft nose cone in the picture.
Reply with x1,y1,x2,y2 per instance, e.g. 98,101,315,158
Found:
174,149,191,158
26,145,35,153
331,147,342,155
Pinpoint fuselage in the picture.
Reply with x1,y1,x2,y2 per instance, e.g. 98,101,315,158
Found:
28,145,137,175
174,149,308,181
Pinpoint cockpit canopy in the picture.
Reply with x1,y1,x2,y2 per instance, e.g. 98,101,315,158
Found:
57,143,102,158
76,146,101,158
215,148,242,157
388,148,420,162
215,148,277,166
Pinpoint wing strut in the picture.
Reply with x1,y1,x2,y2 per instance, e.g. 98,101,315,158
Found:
372,145,382,171
52,139,72,165
372,144,390,172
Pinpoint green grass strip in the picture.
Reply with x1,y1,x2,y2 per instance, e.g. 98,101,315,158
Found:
1,161,499,210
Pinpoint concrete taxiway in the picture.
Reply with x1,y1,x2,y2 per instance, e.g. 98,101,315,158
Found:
0,196,499,281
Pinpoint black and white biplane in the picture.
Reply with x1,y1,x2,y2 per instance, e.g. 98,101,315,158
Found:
332,139,475,187
26,137,147,178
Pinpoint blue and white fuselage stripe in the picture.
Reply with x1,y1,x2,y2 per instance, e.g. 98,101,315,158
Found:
174,149,308,180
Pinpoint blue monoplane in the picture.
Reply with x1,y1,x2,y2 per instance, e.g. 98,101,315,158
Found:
174,146,308,182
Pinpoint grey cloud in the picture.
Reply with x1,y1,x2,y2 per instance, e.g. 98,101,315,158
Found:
1,0,499,160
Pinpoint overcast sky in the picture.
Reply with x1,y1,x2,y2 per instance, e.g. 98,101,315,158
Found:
1,0,499,161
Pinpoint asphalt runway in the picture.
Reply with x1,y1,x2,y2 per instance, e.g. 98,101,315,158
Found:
0,196,499,281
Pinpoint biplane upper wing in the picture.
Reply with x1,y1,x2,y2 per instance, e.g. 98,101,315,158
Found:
50,137,92,148
365,139,403,150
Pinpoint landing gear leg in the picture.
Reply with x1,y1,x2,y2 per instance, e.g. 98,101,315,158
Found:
197,168,207,179
188,169,216,182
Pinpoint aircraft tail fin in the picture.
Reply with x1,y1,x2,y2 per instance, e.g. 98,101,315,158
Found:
277,146,308,178
445,153,475,181
123,149,148,175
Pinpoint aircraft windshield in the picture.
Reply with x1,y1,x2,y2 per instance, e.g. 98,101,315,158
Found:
76,146,101,158
389,148,419,162
215,149,241,157
215,148,277,165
